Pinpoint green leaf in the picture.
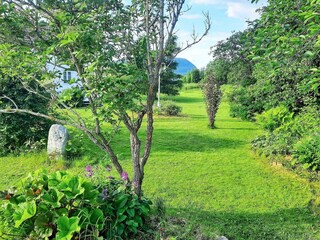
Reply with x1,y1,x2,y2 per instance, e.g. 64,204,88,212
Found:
42,189,64,208
115,194,129,209
90,208,104,230
117,223,125,235
127,208,135,217
56,216,81,240
126,219,139,228
34,214,53,238
58,175,84,198
13,201,37,227
304,51,314,57
117,214,127,223
117,207,126,215
82,182,98,201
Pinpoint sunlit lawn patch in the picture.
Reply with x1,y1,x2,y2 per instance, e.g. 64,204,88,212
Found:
1,88,319,239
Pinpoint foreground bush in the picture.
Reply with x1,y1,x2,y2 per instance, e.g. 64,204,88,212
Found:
0,169,151,239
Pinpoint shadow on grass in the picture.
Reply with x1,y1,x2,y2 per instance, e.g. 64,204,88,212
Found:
174,96,204,104
153,129,246,152
170,207,319,240
217,127,258,131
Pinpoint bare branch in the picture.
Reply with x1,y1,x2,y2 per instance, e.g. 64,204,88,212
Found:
0,108,83,130
0,95,19,109
173,12,211,59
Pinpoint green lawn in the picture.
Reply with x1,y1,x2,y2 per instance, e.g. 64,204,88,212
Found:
1,88,319,239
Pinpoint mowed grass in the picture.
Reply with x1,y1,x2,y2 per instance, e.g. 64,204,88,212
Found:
1,88,320,239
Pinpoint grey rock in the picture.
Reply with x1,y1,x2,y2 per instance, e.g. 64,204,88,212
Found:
47,124,69,159
217,237,228,240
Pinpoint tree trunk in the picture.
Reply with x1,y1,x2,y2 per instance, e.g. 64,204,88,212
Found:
130,132,143,196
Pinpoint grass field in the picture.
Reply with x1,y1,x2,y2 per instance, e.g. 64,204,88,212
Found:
1,88,319,239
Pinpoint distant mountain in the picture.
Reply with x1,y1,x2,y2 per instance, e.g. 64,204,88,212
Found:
174,58,197,76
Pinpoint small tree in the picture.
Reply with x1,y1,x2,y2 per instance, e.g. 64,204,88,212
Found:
0,0,210,197
203,73,222,128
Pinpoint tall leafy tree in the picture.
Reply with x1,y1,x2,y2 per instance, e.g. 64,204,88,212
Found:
0,0,210,196
210,29,256,86
250,0,320,111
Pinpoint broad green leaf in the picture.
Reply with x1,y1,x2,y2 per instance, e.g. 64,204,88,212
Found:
13,201,37,227
127,208,135,217
115,194,129,209
56,216,80,240
126,220,138,228
82,182,98,201
117,223,125,235
90,208,104,230
117,214,127,223
34,214,53,238
42,189,64,208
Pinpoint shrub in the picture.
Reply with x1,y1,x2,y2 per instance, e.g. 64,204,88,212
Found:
255,106,293,132
0,169,152,239
160,101,182,116
229,85,265,120
292,133,320,171
252,106,320,170
202,74,222,128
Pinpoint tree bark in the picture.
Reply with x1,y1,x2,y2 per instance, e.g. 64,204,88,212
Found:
130,132,143,196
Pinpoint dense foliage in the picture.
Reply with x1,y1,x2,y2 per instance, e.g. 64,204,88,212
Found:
182,69,203,83
209,30,255,86
0,74,52,156
209,0,320,170
0,169,151,239
59,87,85,108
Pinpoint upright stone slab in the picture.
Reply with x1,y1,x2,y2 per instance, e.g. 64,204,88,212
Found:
217,237,228,240
47,124,69,159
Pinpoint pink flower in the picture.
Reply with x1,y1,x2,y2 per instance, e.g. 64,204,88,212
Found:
133,181,139,188
121,171,128,181
85,165,93,178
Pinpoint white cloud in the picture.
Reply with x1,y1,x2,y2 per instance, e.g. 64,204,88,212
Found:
176,31,230,68
189,0,265,20
226,2,260,20
175,0,268,68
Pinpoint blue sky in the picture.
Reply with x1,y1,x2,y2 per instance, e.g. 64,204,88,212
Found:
176,0,268,68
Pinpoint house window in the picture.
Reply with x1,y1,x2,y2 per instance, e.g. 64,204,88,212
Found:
63,71,72,81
